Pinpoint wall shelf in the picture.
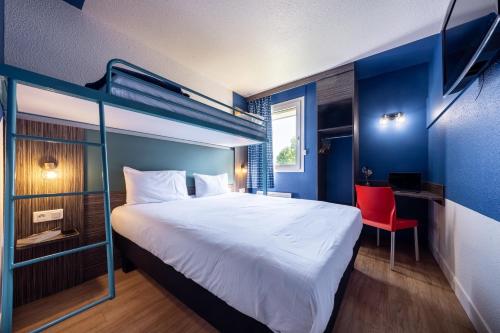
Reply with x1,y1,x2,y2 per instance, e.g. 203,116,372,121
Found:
16,229,80,250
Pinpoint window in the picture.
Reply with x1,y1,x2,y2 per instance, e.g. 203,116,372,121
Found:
271,97,304,172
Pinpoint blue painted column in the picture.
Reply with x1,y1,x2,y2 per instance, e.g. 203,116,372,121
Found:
98,102,115,299
1,78,17,332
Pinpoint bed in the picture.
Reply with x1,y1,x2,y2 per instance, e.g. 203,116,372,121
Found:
86,61,266,139
112,192,362,333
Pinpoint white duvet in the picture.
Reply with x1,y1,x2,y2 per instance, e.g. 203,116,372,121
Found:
111,193,362,333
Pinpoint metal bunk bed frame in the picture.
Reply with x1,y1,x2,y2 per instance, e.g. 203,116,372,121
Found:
0,61,268,332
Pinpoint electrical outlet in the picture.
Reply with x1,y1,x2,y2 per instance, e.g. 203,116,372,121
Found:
33,209,63,223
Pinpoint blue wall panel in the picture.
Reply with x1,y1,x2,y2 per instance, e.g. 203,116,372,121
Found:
428,58,500,221
357,35,435,80
426,34,461,127
358,64,429,181
326,136,353,204
270,83,317,199
232,92,249,112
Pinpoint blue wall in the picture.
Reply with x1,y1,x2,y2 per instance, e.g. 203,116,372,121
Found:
232,92,249,112
357,35,435,80
326,136,352,204
428,58,500,221
358,63,429,181
270,83,317,199
426,34,461,127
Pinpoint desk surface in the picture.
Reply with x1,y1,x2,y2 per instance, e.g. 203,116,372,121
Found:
394,190,443,202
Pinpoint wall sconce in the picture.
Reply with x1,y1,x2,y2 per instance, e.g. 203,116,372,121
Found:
41,162,58,180
379,112,405,125
237,163,247,175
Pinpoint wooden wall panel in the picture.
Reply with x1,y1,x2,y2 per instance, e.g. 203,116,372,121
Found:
14,119,85,307
234,147,248,192
247,62,354,101
317,71,354,105
82,192,125,281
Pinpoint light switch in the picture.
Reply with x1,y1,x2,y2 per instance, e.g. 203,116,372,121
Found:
33,209,64,223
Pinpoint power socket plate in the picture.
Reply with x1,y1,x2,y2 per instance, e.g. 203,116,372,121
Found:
33,209,64,223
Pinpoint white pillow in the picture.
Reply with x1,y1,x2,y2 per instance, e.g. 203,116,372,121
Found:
193,173,230,197
123,166,189,204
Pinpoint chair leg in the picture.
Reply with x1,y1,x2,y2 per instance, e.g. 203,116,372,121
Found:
390,231,395,270
414,226,420,262
376,228,380,247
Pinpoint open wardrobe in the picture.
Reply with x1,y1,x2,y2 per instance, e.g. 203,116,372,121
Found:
317,65,359,205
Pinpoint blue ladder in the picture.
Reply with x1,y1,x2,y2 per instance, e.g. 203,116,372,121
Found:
0,79,116,332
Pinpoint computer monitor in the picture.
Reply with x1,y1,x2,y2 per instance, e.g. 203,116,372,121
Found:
388,172,422,192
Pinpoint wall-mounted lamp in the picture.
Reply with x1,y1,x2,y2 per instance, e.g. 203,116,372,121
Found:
41,162,58,180
379,112,405,125
238,163,247,175
236,163,247,177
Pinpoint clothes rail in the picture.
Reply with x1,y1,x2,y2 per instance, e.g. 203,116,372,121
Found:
321,134,353,141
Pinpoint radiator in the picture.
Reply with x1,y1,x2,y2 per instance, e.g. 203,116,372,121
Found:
256,191,292,198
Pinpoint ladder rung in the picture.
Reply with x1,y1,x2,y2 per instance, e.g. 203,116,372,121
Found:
31,295,112,333
12,241,108,269
13,190,105,200
14,134,103,147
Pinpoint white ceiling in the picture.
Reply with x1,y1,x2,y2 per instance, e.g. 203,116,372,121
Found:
84,0,450,97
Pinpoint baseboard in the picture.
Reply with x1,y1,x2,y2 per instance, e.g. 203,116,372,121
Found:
430,245,491,333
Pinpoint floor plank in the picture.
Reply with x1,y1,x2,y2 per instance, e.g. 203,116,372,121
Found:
333,233,474,333
13,234,474,333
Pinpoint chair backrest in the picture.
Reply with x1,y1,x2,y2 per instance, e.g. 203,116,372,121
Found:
355,185,396,227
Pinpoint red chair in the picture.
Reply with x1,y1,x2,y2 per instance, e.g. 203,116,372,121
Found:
355,185,419,270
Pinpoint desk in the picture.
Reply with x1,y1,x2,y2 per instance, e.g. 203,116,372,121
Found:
394,190,444,204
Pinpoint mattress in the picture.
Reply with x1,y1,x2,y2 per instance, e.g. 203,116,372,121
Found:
111,193,362,333
86,68,266,139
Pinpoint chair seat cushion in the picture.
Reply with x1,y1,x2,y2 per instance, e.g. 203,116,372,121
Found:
362,217,417,231
395,218,418,230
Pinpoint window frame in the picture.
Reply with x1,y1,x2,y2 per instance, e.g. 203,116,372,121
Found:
271,96,305,173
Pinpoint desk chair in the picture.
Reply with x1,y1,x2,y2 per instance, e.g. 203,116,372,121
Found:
355,185,419,270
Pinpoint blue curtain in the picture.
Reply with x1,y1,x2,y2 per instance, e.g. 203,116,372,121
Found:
247,96,274,190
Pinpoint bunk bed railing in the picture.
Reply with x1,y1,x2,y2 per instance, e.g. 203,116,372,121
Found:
105,58,264,124
108,79,262,133
0,64,266,143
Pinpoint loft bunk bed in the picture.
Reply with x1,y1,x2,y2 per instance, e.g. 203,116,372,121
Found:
0,60,270,332
11,59,266,148
0,60,359,333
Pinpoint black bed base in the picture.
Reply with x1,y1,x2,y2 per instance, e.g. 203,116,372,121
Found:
114,231,360,333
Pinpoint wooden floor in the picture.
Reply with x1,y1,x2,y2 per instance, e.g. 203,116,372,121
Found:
13,233,475,333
